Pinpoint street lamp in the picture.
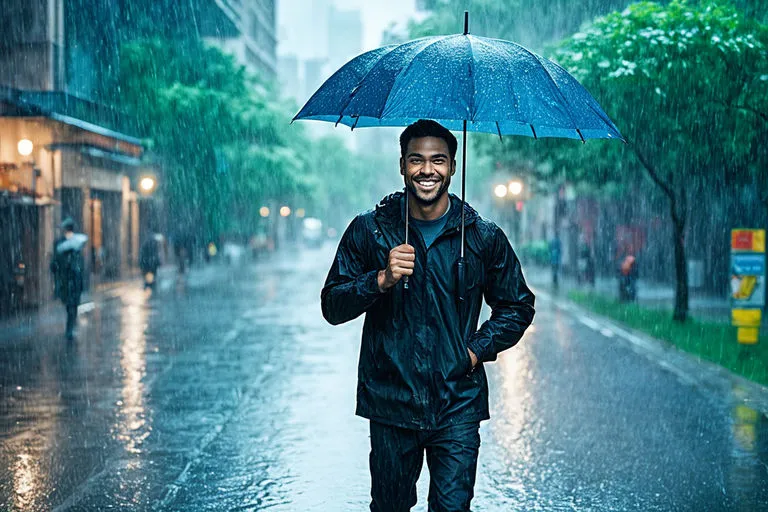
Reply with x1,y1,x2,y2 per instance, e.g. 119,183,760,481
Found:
139,176,156,194
259,206,270,217
296,208,306,218
494,184,508,198
17,139,33,157
508,180,523,196
17,139,39,198
280,206,291,217
139,176,157,196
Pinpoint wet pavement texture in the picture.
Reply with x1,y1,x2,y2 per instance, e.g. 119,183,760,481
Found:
1,245,767,511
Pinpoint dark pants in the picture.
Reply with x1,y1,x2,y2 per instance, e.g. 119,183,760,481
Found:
65,304,78,337
369,421,480,512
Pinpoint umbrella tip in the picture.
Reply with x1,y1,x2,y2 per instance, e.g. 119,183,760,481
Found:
464,11,469,35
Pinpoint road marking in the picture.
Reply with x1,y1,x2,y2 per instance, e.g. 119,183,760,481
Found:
578,316,600,330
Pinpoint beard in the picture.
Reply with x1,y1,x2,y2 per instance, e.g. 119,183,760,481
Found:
405,173,451,206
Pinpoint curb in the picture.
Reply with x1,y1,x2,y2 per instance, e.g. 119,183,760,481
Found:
534,287,768,418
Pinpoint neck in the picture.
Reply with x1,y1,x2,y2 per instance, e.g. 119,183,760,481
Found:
64,232,73,239
408,193,450,221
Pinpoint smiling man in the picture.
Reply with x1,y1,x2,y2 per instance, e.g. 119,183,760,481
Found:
321,119,535,512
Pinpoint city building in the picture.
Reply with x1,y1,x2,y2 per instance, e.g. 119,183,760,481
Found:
206,0,278,80
0,0,145,310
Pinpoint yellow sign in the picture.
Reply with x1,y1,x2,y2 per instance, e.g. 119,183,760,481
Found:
732,309,762,327
737,327,759,344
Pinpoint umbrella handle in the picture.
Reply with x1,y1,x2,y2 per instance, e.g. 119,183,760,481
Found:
404,187,409,290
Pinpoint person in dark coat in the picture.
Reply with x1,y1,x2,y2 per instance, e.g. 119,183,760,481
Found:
50,218,88,340
321,120,535,512
139,234,162,290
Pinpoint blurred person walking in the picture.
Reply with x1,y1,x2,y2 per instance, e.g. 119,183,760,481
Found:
549,235,562,288
321,120,535,512
50,218,87,340
140,233,162,290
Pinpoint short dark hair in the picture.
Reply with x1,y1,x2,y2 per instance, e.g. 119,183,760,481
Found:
399,120,457,160
61,217,75,232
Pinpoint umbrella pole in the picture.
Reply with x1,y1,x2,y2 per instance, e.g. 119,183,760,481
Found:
460,120,466,258
456,120,467,308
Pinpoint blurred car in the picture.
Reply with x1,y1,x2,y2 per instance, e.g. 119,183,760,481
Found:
302,218,324,248
222,241,246,265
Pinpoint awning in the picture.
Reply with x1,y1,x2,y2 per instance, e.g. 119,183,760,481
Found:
0,86,143,145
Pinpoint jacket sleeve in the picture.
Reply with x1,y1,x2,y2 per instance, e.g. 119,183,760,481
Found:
467,225,535,363
321,215,384,325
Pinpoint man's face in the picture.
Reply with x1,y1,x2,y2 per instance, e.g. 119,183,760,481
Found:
400,136,455,206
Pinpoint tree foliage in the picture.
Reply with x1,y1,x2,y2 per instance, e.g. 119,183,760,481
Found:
116,38,371,239
553,0,768,320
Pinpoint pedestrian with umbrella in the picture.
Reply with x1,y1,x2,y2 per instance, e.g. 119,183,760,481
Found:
304,12,622,511
50,217,88,340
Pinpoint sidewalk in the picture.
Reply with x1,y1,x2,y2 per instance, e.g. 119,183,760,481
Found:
0,264,178,344
523,263,734,324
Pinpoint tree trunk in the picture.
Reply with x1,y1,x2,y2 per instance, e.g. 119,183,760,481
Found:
632,145,689,322
671,205,689,322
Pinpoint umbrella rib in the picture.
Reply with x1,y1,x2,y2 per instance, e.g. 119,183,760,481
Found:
529,124,538,139
331,45,403,125
496,122,503,141
379,36,453,119
501,41,583,136
293,44,398,122
466,35,478,123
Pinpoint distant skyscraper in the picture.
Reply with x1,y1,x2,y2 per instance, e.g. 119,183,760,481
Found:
328,6,363,70
278,54,301,101
208,0,278,80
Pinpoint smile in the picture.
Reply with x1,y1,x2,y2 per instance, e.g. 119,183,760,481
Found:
414,179,440,191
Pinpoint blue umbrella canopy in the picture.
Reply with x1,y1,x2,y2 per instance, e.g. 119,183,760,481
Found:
294,13,623,294
294,31,623,141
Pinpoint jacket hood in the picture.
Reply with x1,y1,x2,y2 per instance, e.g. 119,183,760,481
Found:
374,190,479,230
56,233,88,253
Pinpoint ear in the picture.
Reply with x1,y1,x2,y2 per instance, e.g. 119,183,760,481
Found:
450,159,456,176
399,157,405,175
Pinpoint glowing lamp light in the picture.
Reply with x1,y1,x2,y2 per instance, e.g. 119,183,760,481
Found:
17,139,33,157
280,206,291,217
259,206,270,217
296,208,306,218
508,180,523,196
494,184,508,198
139,176,156,192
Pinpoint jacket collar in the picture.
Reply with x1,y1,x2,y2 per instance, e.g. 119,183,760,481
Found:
374,190,478,231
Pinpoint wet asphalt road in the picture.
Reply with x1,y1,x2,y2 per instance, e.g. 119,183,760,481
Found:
1,245,767,511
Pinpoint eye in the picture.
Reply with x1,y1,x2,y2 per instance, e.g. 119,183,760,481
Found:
432,158,445,164
409,158,423,164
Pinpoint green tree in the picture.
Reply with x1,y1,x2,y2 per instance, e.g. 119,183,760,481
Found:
554,0,768,321
116,39,316,239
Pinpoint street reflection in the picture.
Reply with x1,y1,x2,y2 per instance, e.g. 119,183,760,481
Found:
728,385,768,511
491,332,535,497
12,452,39,511
8,370,60,511
116,289,150,455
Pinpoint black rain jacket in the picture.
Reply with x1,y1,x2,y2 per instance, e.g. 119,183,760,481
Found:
321,191,535,430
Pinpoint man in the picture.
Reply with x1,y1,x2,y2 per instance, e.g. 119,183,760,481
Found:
321,120,535,511
50,218,88,340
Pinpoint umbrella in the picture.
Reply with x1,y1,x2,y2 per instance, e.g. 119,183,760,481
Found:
294,11,623,293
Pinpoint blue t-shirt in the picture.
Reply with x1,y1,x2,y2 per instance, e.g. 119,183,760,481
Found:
410,203,451,249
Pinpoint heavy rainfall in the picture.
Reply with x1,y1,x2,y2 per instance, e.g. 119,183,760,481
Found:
0,0,766,510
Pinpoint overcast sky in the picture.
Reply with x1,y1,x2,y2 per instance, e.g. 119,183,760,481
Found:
278,0,418,58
